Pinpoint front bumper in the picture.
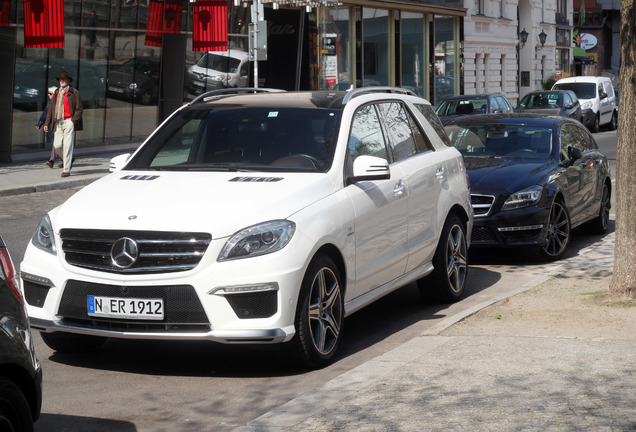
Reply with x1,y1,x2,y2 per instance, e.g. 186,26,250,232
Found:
470,204,550,248
21,233,316,345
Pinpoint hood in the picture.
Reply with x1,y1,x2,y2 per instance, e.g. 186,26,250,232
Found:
516,108,560,116
464,156,555,194
51,171,335,238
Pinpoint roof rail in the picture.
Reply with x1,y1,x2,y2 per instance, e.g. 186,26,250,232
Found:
189,88,286,105
342,87,417,104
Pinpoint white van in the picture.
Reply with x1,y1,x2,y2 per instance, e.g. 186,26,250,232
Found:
188,50,249,93
552,76,617,132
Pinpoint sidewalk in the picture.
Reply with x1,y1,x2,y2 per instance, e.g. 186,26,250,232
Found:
236,230,633,431
1,152,631,431
0,151,126,197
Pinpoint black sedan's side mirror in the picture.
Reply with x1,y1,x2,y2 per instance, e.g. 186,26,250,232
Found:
568,146,583,161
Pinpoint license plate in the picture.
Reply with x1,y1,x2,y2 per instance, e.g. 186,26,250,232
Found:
87,295,164,320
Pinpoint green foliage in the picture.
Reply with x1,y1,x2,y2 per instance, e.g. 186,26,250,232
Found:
542,75,557,90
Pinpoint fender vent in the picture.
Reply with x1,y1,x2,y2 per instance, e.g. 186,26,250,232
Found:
229,177,283,182
120,175,160,181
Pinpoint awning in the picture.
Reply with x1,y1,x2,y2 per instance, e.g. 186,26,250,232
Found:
574,56,595,65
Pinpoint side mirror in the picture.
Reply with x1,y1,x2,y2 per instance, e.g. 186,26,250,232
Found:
564,103,573,109
351,155,390,182
599,91,607,100
568,146,583,162
109,153,131,172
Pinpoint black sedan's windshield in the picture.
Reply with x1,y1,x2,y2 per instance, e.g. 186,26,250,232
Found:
445,124,553,159
127,106,342,173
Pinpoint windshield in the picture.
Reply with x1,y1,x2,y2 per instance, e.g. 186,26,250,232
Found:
445,124,553,159
436,98,488,116
552,82,595,99
519,93,562,109
196,53,242,73
126,106,342,173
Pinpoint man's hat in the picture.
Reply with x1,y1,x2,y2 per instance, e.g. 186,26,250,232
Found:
55,71,73,83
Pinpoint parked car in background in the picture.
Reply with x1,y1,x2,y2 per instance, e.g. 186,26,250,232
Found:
0,235,42,431
516,90,582,122
445,114,611,261
107,57,161,105
188,50,249,94
13,58,106,111
435,94,514,124
552,76,617,132
22,88,472,369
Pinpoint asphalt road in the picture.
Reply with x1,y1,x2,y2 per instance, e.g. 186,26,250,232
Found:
0,129,618,432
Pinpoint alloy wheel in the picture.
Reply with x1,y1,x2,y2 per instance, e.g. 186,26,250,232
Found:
308,266,343,356
445,223,468,294
543,201,570,258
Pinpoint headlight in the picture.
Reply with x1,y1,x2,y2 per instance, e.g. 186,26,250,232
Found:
31,214,57,255
211,76,224,82
581,101,593,110
218,220,295,261
502,185,543,211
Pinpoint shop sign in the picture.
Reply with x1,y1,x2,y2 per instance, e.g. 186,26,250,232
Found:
579,33,598,50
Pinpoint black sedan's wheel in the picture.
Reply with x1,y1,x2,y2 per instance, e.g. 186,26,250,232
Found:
40,332,107,353
536,199,571,261
418,214,468,303
584,183,611,235
0,378,34,432
282,254,344,369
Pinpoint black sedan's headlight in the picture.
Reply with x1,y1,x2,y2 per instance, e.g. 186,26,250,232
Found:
501,185,543,211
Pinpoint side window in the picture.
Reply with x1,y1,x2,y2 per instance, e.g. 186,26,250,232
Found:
603,81,613,98
563,93,572,107
577,126,595,151
349,105,388,161
490,97,501,113
376,102,417,162
569,92,579,104
496,96,510,112
415,103,452,147
598,83,604,97
560,124,584,160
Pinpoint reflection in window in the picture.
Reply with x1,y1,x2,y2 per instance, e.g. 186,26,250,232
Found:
377,102,417,162
349,105,387,160
401,12,425,98
432,16,457,105
362,8,389,86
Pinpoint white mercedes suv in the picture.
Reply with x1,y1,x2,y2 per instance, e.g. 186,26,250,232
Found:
21,88,472,368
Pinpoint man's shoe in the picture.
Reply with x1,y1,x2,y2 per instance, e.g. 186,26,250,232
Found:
61,172,70,178
45,160,54,168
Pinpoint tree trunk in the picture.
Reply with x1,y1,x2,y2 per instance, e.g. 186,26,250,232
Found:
610,0,636,298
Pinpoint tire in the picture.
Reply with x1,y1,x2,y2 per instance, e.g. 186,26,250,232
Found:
534,199,571,261
584,183,611,235
590,114,600,133
609,111,617,130
417,214,468,303
281,254,344,369
40,332,107,353
0,378,34,432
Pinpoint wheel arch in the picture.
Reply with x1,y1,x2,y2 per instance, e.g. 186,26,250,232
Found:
314,243,347,296
0,364,40,421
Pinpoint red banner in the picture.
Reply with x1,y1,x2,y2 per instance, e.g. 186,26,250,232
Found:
145,0,183,47
192,0,228,52
23,0,65,48
0,0,11,26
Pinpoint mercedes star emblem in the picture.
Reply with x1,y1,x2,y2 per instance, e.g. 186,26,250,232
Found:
110,237,139,269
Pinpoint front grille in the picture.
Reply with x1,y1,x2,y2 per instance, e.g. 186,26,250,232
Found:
60,229,212,274
500,228,542,243
23,280,51,308
57,280,210,333
471,194,495,217
225,291,278,319
472,226,498,243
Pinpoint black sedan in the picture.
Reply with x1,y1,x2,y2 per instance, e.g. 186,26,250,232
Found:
516,90,582,122
0,235,42,430
445,114,611,261
107,57,160,105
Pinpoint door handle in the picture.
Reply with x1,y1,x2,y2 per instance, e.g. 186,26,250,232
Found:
394,180,405,197
436,167,446,181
